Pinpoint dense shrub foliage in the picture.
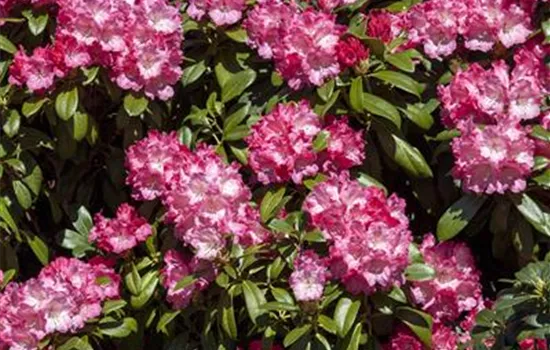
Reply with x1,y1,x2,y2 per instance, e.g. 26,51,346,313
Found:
0,0,549,349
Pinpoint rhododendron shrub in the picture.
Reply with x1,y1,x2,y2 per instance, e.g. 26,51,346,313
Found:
0,0,549,348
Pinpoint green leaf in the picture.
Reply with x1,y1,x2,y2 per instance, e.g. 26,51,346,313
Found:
224,102,251,133
543,18,550,42
391,135,433,178
317,80,335,102
102,299,128,314
363,93,401,129
22,97,47,118
513,194,550,237
123,94,148,117
125,264,142,295
221,69,257,103
131,271,159,309
3,110,20,138
74,206,93,235
260,301,298,312
55,87,79,120
174,275,196,291
0,199,18,234
349,77,364,112
357,172,387,194
13,180,32,209
57,336,93,350
221,290,238,339
318,315,338,335
23,231,49,265
178,126,193,147
334,298,361,337
260,187,286,223
534,169,550,189
72,111,89,141
531,125,550,142
405,263,436,281
0,35,16,54
385,50,418,73
100,317,138,338
225,27,248,43
271,287,294,305
242,280,266,324
437,194,487,241
229,145,248,165
284,324,312,347
22,10,49,36
396,307,432,348
371,70,425,98
315,333,332,350
224,125,249,141
156,310,181,334
313,130,330,153
0,269,16,287
61,229,95,258
181,60,207,87
399,103,435,130
345,323,363,350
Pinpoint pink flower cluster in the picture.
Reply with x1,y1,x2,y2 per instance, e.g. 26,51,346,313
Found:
289,250,328,302
126,131,270,261
244,0,346,89
451,121,534,194
0,257,119,350
384,324,458,350
410,235,482,322
439,42,547,194
519,338,549,350
439,45,548,128
89,203,153,254
160,250,216,309
246,101,365,184
187,0,246,26
303,171,412,295
367,0,537,59
8,0,183,100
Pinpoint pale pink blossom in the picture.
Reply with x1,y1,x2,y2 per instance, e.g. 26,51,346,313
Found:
89,203,153,254
0,258,119,349
125,130,192,201
244,1,345,89
410,234,482,322
160,250,216,309
303,171,412,295
451,122,534,194
289,250,328,302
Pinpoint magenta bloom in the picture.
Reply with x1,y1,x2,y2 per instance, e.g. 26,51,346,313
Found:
336,37,370,69
89,203,153,255
303,172,412,295
244,0,345,89
246,100,321,184
125,130,192,201
289,250,328,302
9,46,66,92
384,323,459,350
0,258,119,349
451,122,534,194
318,116,365,173
410,234,482,322
162,143,269,260
439,57,545,128
160,250,216,309
188,0,246,26
246,101,364,184
8,0,183,100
